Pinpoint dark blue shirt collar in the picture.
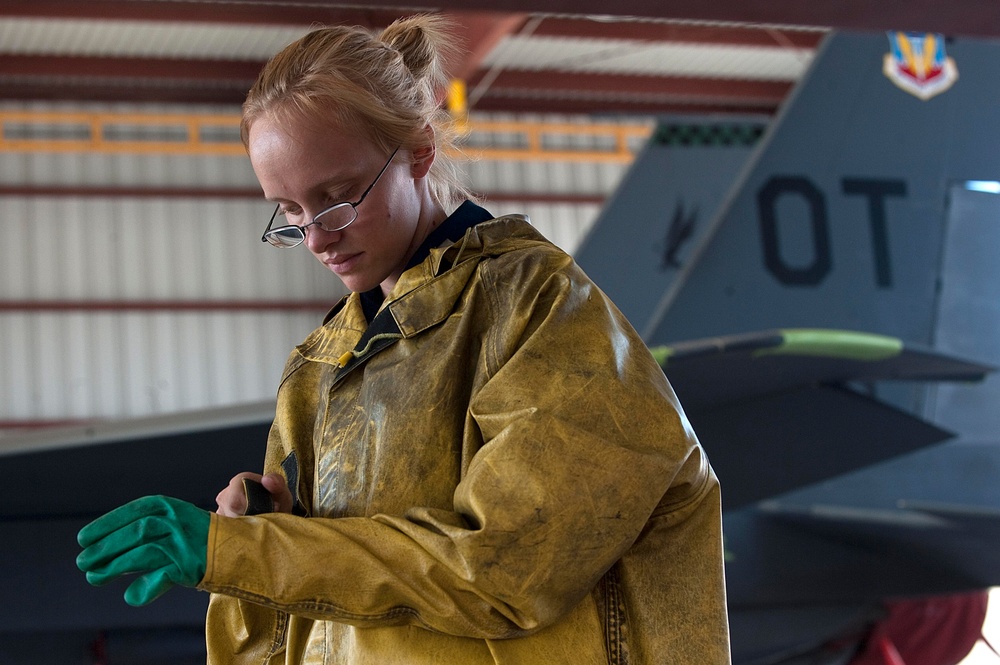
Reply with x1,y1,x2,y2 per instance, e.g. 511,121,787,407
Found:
359,201,493,322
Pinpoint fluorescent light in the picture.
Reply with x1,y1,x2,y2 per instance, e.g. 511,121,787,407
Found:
964,180,1000,194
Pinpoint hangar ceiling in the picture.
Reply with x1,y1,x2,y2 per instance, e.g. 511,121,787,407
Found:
2,0,993,118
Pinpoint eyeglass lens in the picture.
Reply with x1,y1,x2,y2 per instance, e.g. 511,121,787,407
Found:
264,225,307,247
313,203,357,233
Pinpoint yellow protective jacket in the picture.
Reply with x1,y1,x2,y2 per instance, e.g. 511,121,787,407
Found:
199,216,730,664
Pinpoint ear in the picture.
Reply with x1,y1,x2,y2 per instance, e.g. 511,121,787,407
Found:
410,125,436,179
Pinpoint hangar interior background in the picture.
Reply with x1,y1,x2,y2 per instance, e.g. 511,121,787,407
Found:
0,2,827,429
3,2,1000,664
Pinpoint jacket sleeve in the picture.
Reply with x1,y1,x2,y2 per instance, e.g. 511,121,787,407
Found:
205,592,289,664
198,250,710,639
203,354,321,664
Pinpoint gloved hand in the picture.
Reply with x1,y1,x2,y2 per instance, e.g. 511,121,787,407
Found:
76,495,211,606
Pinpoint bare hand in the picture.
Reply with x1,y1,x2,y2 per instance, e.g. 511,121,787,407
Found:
216,472,293,517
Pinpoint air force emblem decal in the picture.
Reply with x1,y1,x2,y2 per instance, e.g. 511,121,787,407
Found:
883,31,958,100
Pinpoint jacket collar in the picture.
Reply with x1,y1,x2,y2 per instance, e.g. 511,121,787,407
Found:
299,215,543,373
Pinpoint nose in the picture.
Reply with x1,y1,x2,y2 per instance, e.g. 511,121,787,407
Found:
302,221,343,253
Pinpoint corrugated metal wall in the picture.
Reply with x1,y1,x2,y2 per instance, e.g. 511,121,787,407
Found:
0,103,637,429
0,196,332,422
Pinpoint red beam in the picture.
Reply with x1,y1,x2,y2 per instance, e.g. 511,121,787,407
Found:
473,70,792,105
531,17,825,48
0,77,777,114
471,95,778,116
480,192,606,204
0,54,263,80
2,55,794,103
0,185,602,205
0,53,257,101
0,185,261,198
0,419,96,430
0,0,407,27
0,300,333,312
0,79,248,105
448,11,530,80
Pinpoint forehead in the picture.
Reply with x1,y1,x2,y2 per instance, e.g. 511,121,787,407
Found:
247,112,378,197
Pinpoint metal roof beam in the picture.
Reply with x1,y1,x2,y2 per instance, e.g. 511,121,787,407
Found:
531,17,825,48
471,70,791,107
0,54,261,80
471,96,778,116
0,55,790,114
0,0,406,27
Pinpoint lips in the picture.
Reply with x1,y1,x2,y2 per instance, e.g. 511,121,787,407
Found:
324,252,362,274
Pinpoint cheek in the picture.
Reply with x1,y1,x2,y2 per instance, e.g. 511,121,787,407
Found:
308,247,327,265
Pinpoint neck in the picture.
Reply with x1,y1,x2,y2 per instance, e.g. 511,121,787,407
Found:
380,198,450,297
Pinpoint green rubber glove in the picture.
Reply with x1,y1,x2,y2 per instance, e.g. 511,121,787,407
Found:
76,495,210,607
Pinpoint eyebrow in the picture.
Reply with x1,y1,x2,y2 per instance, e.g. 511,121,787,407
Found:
266,172,360,204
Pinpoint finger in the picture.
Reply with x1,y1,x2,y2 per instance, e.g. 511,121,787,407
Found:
216,473,261,516
261,473,294,513
83,542,172,586
78,496,171,547
125,568,176,606
215,490,245,517
77,515,172,571
215,489,246,518
260,473,286,492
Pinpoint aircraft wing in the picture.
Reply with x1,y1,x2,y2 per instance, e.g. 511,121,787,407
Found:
653,328,991,409
0,400,275,517
652,328,991,509
0,402,274,651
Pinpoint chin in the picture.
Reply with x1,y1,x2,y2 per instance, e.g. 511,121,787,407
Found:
336,274,378,295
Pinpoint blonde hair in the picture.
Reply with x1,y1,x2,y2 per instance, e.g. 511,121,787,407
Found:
242,15,470,208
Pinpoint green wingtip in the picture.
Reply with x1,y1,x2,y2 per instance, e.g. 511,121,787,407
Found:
759,329,904,361
649,346,673,367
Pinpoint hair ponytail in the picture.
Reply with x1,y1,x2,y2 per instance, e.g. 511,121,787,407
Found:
380,15,454,93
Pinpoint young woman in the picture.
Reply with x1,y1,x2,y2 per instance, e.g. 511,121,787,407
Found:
78,15,730,664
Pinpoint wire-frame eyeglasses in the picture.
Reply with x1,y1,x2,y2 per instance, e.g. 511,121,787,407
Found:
261,147,399,248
